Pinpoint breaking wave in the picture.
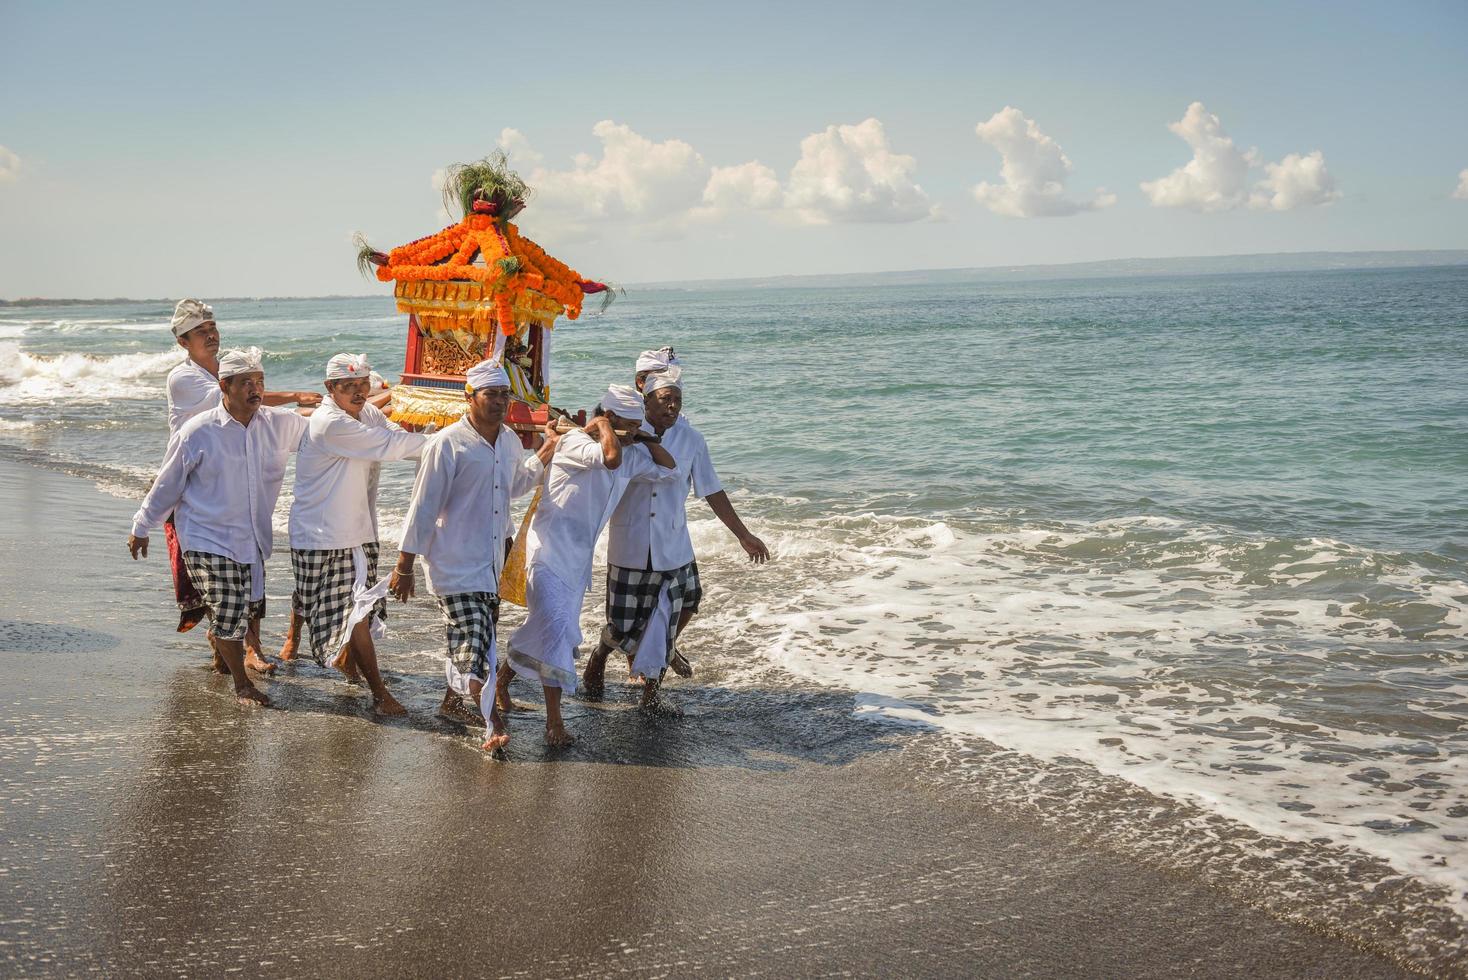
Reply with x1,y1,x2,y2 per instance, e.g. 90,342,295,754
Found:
0,343,184,405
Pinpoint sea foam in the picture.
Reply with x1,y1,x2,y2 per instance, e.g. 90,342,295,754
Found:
695,508,1468,919
0,343,183,406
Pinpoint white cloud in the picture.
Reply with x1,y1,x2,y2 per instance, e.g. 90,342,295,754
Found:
1140,102,1258,212
783,118,936,224
497,127,542,169
1453,168,1468,201
500,121,709,237
428,167,451,223
1250,150,1340,211
971,107,1114,217
0,145,21,182
1142,102,1341,213
480,117,934,234
702,160,782,211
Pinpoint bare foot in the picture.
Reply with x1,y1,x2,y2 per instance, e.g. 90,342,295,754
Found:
670,649,693,679
581,642,612,697
244,622,273,674
437,689,485,727
489,685,538,712
331,647,362,684
244,651,277,676
279,610,302,660
481,705,510,753
373,692,408,717
235,685,270,707
623,652,646,686
639,684,683,717
544,721,575,748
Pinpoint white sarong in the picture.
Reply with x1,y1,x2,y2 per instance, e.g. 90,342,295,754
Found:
630,580,675,680
345,545,390,645
506,564,584,691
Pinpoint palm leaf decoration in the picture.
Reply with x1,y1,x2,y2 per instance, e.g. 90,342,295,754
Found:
353,232,381,279
441,151,532,219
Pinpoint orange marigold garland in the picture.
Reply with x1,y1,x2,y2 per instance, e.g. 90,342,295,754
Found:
356,151,614,413
370,214,597,331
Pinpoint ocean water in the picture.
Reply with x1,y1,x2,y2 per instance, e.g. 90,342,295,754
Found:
2,267,1466,964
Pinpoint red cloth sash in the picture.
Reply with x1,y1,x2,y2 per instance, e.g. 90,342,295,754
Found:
166,517,206,632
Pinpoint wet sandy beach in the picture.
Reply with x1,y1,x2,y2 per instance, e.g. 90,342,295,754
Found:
0,458,1424,977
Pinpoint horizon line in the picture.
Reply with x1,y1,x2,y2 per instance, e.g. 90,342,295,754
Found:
3,247,1465,304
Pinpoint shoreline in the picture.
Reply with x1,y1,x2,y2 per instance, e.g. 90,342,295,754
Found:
0,456,1443,977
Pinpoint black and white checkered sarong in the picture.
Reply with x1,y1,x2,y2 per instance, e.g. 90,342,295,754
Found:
604,561,701,660
291,543,384,665
182,550,265,642
438,592,499,681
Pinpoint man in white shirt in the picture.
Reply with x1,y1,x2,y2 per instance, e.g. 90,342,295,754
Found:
162,299,319,669
128,348,311,707
584,358,770,710
288,353,427,716
389,359,558,752
499,385,679,745
165,299,321,446
632,345,679,390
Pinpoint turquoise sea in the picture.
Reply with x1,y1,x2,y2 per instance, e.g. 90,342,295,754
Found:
2,266,1466,964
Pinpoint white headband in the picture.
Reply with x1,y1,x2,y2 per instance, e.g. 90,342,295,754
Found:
465,358,510,393
325,352,372,380
170,298,214,338
217,346,264,380
599,384,645,421
635,347,679,373
643,365,683,394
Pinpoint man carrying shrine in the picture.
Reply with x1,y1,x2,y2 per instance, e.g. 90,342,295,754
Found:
163,298,319,671
289,353,428,716
128,348,311,706
584,360,770,710
389,359,558,751
499,385,679,743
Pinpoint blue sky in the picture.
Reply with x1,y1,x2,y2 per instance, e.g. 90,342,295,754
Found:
1,0,1465,297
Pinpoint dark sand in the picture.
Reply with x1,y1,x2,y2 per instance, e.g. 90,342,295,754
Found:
0,458,1422,977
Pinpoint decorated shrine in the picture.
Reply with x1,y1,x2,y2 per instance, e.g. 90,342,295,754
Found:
356,154,610,439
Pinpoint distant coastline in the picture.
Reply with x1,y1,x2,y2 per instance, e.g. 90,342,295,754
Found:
0,294,379,307
4,249,1465,305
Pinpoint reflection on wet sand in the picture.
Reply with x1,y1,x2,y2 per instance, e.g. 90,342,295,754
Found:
90,659,912,971
0,461,1425,976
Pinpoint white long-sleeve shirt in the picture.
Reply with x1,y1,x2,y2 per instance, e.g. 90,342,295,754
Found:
132,405,309,566
165,358,220,454
525,429,679,593
607,416,722,571
398,418,544,596
289,399,427,550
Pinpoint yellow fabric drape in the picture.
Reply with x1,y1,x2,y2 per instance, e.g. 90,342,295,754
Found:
498,486,541,607
385,383,468,428
393,279,562,337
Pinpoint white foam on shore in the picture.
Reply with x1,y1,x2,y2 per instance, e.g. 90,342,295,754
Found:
50,319,167,334
701,511,1468,918
0,343,183,405
0,316,169,336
